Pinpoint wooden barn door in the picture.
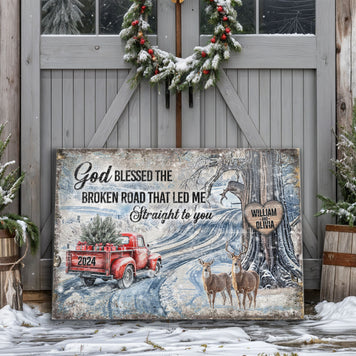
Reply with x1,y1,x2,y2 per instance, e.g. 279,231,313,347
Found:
21,0,335,290
21,0,179,290
180,0,335,289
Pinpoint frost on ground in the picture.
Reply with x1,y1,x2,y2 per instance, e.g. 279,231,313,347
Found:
1,297,356,355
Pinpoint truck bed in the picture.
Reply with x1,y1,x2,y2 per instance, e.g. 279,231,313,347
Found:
66,249,133,276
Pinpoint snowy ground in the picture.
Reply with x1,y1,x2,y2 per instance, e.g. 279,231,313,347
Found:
1,297,356,355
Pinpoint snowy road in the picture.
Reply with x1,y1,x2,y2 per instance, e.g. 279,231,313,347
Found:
1,297,356,355
53,209,246,320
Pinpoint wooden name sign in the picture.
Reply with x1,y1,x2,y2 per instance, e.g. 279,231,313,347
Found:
245,201,283,235
52,148,303,320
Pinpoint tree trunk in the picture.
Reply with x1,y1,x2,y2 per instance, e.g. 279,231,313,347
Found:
234,150,301,288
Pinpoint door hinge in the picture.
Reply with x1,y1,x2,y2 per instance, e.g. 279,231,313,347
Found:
171,0,184,3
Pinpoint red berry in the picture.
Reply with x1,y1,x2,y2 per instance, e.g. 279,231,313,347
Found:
217,6,223,12
148,48,154,55
132,20,138,26
223,16,228,21
155,69,159,75
203,70,210,75
225,27,231,33
211,37,216,43
142,5,146,10
140,38,145,45
221,34,227,40
201,51,207,58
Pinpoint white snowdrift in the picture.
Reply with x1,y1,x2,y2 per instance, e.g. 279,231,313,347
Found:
0,297,356,355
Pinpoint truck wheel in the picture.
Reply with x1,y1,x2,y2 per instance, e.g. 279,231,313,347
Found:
154,261,161,276
81,277,95,286
118,265,134,289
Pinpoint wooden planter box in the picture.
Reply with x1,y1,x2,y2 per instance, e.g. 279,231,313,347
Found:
0,229,22,309
320,224,356,302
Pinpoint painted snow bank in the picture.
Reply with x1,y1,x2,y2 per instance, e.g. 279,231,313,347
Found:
0,297,356,355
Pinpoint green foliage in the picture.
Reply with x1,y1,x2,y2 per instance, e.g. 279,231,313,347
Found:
0,124,25,213
120,0,242,92
0,214,39,254
0,123,39,253
42,0,84,34
317,103,356,226
80,215,119,245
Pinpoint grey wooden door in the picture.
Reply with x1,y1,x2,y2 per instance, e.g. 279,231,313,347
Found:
21,0,335,290
180,0,335,289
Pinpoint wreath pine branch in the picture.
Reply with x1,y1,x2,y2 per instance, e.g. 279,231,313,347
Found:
119,0,242,92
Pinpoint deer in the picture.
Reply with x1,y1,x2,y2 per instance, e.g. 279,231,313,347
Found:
225,241,260,310
198,259,233,309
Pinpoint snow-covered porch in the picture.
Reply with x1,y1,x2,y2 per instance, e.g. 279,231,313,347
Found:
2,296,356,355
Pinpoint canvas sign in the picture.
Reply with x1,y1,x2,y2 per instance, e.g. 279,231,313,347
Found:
52,148,303,320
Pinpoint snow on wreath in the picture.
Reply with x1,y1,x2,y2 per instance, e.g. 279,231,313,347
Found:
119,0,243,92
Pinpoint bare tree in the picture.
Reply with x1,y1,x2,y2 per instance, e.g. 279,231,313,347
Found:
187,150,302,288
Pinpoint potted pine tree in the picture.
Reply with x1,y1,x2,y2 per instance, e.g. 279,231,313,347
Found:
0,123,39,310
317,105,356,302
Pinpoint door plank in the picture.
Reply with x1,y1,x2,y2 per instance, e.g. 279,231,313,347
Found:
106,69,118,148
270,70,282,148
88,68,137,148
216,70,267,148
259,70,271,147
236,69,249,147
316,0,336,255
303,70,317,256
117,70,130,148
21,0,41,290
74,70,85,147
281,70,293,148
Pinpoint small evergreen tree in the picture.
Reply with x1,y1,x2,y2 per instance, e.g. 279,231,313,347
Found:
0,124,39,253
317,104,356,226
42,0,84,34
81,215,119,245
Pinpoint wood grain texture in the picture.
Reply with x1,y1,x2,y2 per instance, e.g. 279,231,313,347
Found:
336,0,353,133
316,0,336,256
0,0,20,215
181,0,200,148
326,224,356,233
350,233,356,296
21,0,41,290
334,232,353,301
320,230,338,301
0,231,20,308
216,71,267,148
41,36,157,69
200,35,317,69
157,0,176,147
88,68,137,148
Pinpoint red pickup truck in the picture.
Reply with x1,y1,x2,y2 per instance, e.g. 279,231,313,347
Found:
65,233,161,288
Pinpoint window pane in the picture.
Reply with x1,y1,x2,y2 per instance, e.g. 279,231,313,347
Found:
41,0,95,34
259,0,315,34
200,0,255,35
99,0,157,34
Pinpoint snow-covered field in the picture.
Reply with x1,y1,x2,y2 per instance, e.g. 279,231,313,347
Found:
1,297,356,355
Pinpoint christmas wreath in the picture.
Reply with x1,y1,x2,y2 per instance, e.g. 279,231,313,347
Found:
119,0,242,92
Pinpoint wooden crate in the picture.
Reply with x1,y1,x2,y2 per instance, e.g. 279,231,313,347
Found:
320,225,356,302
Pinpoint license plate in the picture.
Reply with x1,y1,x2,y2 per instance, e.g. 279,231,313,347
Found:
77,256,96,266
